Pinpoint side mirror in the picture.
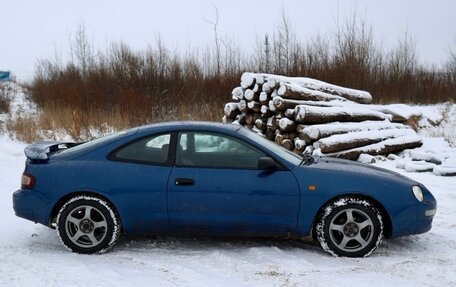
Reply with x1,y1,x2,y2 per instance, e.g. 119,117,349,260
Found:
258,157,278,171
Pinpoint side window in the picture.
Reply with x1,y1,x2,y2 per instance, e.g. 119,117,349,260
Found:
113,134,170,164
177,132,265,169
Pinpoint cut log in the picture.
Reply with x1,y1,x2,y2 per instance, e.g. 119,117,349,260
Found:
245,113,260,126
304,145,314,155
241,73,256,89
279,118,297,132
234,114,245,125
266,116,278,130
275,133,284,145
294,138,307,152
294,105,390,124
231,87,244,101
260,105,273,117
272,96,344,110
405,161,436,172
255,119,266,130
272,96,297,111
262,78,279,94
305,84,372,104
262,82,273,93
328,135,423,160
244,89,257,101
271,89,278,98
433,165,456,176
299,120,409,143
247,101,261,112
313,128,418,154
255,74,265,85
245,113,254,125
278,83,347,102
367,104,423,123
252,83,261,93
284,108,295,119
272,96,343,111
268,100,276,112
282,139,294,151
262,74,373,104
265,128,275,140
238,100,247,112
409,150,443,165
289,132,298,140
259,92,270,105
224,102,240,119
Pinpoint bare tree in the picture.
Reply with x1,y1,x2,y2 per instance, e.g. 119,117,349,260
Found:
69,22,93,78
271,10,296,74
305,35,330,75
446,41,456,85
203,4,221,76
388,30,417,79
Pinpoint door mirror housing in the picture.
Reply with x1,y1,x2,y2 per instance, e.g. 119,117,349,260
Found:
258,157,278,171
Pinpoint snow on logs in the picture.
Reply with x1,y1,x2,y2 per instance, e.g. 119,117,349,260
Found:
224,72,424,160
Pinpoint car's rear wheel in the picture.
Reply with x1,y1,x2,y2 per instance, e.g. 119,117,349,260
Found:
316,197,383,257
56,196,121,254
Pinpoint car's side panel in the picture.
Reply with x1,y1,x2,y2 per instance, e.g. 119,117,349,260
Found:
291,166,423,238
82,160,173,234
167,167,301,233
22,158,172,233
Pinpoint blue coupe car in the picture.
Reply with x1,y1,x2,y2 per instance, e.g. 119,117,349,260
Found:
13,122,436,257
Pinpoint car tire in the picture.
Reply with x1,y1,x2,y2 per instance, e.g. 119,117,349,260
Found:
56,195,121,254
316,197,383,257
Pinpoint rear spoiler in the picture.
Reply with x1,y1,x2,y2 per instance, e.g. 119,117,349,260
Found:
24,141,79,160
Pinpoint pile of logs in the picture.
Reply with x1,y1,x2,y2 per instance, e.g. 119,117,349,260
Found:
223,73,423,160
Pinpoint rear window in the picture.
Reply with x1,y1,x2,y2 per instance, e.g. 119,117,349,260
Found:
59,130,130,155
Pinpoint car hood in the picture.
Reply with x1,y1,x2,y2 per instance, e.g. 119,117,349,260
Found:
302,156,418,185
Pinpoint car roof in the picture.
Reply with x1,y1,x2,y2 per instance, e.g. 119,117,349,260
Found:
137,121,242,133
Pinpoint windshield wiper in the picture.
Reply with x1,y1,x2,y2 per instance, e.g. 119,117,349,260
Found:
300,154,314,166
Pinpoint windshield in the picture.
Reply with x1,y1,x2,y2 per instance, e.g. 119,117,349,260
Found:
59,130,130,155
239,127,302,166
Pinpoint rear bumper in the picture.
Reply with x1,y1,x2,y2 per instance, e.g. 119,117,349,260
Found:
13,189,50,226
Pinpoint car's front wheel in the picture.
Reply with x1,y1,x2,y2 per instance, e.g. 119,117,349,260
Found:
56,195,121,254
316,197,383,257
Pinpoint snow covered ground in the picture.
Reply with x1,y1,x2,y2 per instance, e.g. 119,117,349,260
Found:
1,135,455,287
1,81,455,286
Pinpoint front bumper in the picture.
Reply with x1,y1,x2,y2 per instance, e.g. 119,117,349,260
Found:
391,188,437,238
414,197,437,235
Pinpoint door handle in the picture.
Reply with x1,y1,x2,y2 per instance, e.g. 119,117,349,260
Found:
175,178,195,186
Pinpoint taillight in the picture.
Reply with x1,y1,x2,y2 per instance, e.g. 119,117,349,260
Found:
21,173,36,189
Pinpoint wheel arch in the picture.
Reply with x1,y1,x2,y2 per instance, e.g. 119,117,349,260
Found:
49,191,121,229
311,193,393,239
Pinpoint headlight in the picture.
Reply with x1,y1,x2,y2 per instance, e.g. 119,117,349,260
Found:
412,186,424,202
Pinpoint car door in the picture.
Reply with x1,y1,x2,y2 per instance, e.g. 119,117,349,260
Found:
167,131,300,233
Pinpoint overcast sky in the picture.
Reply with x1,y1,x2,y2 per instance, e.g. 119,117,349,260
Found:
1,0,456,81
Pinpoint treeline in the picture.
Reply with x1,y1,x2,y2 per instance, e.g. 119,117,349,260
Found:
27,14,456,135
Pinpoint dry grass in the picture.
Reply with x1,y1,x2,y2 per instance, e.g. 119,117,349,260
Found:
5,13,456,142
5,114,41,143
5,100,224,142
